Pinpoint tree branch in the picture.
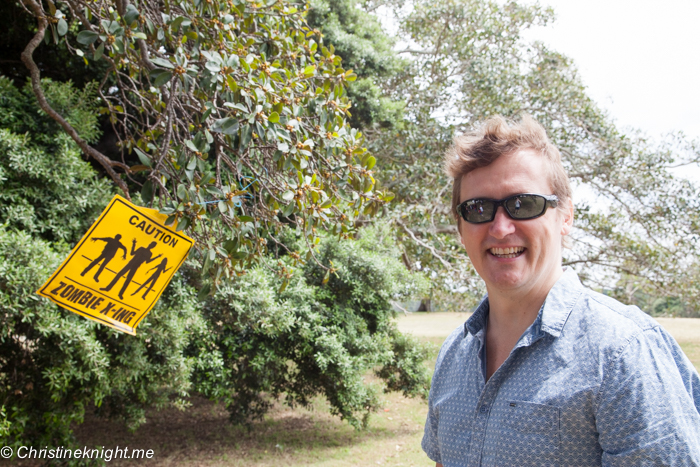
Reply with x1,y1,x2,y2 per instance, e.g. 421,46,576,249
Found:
396,219,452,270
20,0,131,199
396,48,436,55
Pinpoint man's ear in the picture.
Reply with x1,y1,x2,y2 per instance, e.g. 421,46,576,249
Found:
560,199,574,236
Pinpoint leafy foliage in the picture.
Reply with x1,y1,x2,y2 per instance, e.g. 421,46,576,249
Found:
0,76,201,456
0,228,201,453
0,76,111,242
18,0,398,289
306,0,406,130
190,224,430,429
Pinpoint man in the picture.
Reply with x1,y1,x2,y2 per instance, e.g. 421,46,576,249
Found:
422,116,700,466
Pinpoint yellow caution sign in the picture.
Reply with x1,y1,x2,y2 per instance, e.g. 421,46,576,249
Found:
37,195,194,335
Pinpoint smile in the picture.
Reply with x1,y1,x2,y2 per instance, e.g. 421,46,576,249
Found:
488,247,525,258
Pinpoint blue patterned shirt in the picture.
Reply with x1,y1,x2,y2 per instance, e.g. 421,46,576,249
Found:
422,268,700,466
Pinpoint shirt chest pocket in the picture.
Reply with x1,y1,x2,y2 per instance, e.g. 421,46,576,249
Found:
504,400,560,434
496,400,561,466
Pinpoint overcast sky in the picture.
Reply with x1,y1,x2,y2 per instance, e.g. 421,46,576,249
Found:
523,0,700,141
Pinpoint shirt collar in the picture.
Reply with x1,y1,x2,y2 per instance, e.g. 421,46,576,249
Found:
464,267,583,339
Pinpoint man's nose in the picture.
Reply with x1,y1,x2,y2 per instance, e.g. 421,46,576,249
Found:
488,206,516,238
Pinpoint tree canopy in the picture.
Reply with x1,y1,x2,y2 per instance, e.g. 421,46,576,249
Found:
350,0,700,312
18,0,395,291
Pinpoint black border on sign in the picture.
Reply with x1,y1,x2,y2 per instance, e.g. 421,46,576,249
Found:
39,196,194,333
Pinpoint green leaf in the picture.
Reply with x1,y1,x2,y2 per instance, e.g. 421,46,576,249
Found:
76,30,100,45
152,70,173,87
177,184,187,200
197,282,211,301
185,140,199,152
93,42,105,60
133,148,152,167
303,65,316,76
365,156,376,170
226,75,238,91
176,216,190,231
268,112,280,123
113,37,124,54
223,239,238,253
223,102,247,112
124,5,140,25
239,125,252,151
57,19,68,36
151,57,175,69
206,186,223,196
205,61,221,73
211,117,239,135
141,180,154,203
187,157,197,171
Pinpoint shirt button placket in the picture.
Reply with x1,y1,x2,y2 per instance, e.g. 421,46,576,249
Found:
467,386,496,466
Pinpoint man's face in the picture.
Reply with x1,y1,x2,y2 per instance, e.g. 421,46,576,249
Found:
458,149,573,297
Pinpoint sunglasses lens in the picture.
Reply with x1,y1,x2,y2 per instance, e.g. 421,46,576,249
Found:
462,200,496,223
505,195,545,219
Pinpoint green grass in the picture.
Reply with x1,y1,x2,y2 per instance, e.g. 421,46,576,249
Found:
679,342,700,372
67,377,436,466
61,334,445,467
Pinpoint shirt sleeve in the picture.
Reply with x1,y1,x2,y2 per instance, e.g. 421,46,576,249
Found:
421,383,442,464
597,326,700,466
422,330,460,465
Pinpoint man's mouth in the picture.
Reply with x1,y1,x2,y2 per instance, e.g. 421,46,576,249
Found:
488,247,525,258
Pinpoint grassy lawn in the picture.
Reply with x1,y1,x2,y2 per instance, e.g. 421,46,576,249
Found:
49,313,698,466
70,392,434,467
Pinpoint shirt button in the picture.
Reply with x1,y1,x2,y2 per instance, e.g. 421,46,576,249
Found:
480,405,488,413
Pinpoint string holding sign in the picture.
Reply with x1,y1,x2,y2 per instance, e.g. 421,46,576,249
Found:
202,170,264,208
37,195,194,335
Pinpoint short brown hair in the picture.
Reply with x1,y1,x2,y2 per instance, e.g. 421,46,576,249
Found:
445,115,572,223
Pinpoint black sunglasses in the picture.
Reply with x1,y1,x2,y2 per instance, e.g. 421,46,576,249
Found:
457,194,559,224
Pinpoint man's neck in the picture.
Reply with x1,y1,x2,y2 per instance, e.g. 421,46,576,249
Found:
483,269,563,380
487,290,546,337
486,268,564,336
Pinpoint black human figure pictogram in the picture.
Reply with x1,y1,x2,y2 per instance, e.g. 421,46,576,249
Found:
100,239,162,300
80,234,128,282
130,258,172,300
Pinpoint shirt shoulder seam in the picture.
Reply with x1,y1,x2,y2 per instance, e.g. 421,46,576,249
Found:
593,326,661,412
585,290,659,332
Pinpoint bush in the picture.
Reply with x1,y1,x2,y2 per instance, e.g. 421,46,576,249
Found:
0,76,196,458
190,224,431,429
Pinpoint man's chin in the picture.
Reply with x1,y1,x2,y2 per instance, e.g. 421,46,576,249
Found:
484,271,529,292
